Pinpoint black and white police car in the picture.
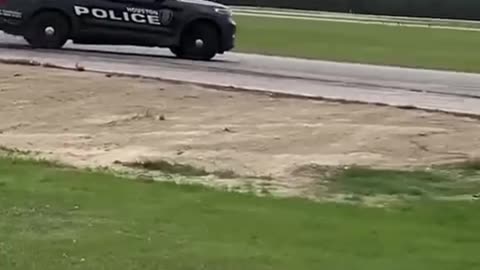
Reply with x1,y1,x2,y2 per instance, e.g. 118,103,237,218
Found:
0,0,236,60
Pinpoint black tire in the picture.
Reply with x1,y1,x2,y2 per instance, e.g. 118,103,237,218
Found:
173,23,219,61
24,12,70,49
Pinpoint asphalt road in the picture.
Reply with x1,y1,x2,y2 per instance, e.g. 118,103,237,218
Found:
1,32,480,115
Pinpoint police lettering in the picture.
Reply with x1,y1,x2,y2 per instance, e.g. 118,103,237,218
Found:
74,5,165,25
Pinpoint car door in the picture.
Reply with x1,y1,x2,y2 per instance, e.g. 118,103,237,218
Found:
72,0,177,46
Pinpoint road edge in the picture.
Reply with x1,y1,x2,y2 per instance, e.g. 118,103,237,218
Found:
1,57,479,121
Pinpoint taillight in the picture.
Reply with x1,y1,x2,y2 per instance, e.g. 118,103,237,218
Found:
0,0,7,5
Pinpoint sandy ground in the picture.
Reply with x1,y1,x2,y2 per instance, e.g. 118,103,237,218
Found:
1,63,480,198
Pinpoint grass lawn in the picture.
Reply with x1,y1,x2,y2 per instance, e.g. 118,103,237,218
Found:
1,158,480,269
234,15,480,72
326,165,480,197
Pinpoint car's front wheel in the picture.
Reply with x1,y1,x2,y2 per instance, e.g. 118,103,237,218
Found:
172,22,219,61
24,12,70,49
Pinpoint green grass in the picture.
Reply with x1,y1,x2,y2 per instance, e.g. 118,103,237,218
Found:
1,158,480,269
327,166,480,197
293,163,480,198
235,15,480,72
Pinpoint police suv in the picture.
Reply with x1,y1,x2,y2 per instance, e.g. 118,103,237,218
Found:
0,0,236,60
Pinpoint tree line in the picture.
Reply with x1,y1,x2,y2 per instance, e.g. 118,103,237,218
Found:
217,0,480,20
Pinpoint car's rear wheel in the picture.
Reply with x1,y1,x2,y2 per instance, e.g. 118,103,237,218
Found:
172,22,219,61
24,12,70,49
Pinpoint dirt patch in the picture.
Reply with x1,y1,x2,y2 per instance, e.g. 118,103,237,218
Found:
1,64,480,199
